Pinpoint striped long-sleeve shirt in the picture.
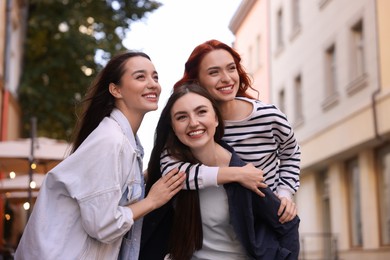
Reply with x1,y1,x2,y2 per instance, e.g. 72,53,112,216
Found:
161,97,301,199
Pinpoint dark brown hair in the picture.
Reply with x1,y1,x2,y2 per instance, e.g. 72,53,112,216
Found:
146,83,225,260
70,51,151,153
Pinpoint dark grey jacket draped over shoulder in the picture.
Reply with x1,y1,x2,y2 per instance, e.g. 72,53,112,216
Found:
140,141,300,260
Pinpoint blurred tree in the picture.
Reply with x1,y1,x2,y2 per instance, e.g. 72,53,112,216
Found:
18,0,162,140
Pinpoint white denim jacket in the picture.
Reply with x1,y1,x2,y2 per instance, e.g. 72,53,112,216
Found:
15,109,145,260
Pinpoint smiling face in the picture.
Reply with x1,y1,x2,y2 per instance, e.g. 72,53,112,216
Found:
110,56,161,117
198,49,240,102
171,92,219,152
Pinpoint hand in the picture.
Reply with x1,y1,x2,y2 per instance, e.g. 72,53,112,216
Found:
147,168,185,209
277,196,298,223
236,163,267,197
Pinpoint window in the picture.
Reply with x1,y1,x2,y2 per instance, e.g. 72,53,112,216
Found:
319,0,332,9
377,144,390,245
326,44,337,96
318,170,332,259
294,74,303,124
248,45,253,73
256,35,261,69
292,0,301,30
322,44,339,110
347,19,367,95
277,9,284,48
346,158,363,247
278,89,286,113
351,20,365,78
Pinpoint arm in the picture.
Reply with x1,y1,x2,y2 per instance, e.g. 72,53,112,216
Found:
160,150,266,196
274,108,301,222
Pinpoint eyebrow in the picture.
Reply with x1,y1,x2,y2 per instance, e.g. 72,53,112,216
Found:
206,62,235,71
131,69,158,76
172,104,208,117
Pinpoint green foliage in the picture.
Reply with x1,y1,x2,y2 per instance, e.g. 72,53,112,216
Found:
18,0,162,140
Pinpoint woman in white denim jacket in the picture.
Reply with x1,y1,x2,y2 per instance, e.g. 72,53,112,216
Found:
15,52,185,260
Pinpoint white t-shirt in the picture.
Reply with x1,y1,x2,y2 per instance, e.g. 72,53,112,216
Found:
192,186,250,260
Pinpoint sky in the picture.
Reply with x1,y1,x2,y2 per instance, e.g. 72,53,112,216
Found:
123,0,242,167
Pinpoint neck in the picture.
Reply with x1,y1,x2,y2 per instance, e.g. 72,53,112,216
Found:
219,98,252,121
119,108,144,135
192,142,230,167
218,99,238,120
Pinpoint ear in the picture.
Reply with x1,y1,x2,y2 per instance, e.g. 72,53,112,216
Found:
109,83,122,98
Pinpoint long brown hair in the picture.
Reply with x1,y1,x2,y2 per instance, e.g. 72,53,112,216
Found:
146,83,225,260
70,52,151,153
174,39,257,99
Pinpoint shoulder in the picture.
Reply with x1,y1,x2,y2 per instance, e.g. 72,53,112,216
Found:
77,116,127,156
251,101,288,121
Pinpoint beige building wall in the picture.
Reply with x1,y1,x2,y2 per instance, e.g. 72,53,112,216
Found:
229,0,271,103
232,0,390,258
377,0,390,91
269,0,390,258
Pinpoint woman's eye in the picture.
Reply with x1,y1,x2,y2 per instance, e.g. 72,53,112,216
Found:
198,109,208,115
136,75,145,80
209,70,218,76
228,65,237,71
176,115,187,121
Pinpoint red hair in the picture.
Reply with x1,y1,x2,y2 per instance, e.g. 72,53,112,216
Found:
174,39,257,99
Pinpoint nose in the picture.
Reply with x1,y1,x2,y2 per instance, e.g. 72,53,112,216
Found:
147,77,159,89
189,116,199,127
220,70,231,83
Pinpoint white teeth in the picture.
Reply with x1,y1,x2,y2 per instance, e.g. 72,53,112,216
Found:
145,94,156,98
219,86,232,91
188,130,204,136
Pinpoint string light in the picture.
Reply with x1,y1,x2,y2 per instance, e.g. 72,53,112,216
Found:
31,163,37,170
30,181,37,189
9,171,16,179
23,202,30,210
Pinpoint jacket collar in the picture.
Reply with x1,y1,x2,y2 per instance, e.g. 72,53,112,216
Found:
110,108,144,159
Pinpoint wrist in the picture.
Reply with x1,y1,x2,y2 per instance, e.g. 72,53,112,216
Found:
217,167,240,184
143,196,157,212
277,188,293,200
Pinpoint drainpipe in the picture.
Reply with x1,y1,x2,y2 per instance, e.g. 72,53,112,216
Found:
372,0,382,141
1,90,9,141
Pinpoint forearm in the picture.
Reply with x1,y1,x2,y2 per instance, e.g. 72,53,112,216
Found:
161,151,219,189
278,134,301,195
217,167,246,184
128,197,156,221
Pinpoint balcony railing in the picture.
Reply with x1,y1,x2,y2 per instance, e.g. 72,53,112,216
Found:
299,233,338,260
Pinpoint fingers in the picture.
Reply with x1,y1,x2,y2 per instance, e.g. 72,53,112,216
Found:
168,172,185,190
277,199,286,216
163,168,179,180
278,198,297,223
254,188,265,197
148,171,185,207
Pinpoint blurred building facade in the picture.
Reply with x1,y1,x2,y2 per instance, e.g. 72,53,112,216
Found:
1,0,29,253
230,0,390,259
1,0,26,141
229,0,271,103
